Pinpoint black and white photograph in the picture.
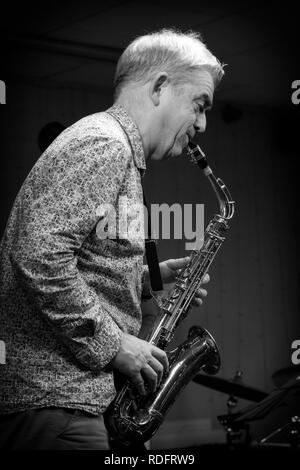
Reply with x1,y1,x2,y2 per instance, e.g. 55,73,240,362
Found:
0,0,300,462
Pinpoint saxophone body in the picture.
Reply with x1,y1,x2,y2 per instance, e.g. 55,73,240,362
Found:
105,142,235,447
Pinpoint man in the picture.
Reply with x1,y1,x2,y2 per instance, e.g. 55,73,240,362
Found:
0,28,224,449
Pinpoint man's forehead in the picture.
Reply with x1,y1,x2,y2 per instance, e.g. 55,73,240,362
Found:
191,71,214,104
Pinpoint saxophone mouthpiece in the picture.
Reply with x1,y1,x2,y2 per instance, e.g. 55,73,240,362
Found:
187,141,212,175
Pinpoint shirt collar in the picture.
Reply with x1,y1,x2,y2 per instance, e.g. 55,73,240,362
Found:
107,104,146,176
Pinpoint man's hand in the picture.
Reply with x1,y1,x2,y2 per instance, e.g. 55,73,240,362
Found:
159,257,210,307
111,333,169,396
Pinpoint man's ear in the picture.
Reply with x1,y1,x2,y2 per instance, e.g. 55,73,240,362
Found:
150,73,169,106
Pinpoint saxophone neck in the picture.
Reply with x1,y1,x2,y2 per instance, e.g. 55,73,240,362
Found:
208,173,235,220
187,141,235,220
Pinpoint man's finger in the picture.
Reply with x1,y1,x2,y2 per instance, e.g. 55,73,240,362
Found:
151,347,169,371
130,373,146,396
196,288,207,298
167,257,190,271
147,356,164,386
141,364,158,393
201,273,210,284
192,298,203,307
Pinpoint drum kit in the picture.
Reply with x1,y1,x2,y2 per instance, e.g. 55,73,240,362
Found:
193,366,300,449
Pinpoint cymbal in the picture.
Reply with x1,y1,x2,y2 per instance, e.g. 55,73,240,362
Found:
272,366,300,388
193,373,268,402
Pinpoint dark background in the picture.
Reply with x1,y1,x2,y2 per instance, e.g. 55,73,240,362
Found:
0,0,300,450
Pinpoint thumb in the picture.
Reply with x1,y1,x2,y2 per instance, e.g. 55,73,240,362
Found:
167,256,190,271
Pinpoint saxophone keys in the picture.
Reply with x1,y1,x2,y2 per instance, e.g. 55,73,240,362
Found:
171,288,181,299
181,268,191,278
175,281,189,291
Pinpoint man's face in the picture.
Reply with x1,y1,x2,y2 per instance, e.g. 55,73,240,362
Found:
150,69,214,160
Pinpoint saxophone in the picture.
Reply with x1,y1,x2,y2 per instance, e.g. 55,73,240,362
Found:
105,141,235,447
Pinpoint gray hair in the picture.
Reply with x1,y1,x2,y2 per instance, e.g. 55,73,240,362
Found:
114,28,225,99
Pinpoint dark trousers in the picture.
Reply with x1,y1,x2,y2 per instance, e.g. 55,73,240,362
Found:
0,407,109,450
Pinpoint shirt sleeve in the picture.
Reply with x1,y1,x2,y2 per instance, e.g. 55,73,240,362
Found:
11,134,130,371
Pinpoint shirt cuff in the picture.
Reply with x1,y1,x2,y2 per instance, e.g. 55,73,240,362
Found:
72,312,123,371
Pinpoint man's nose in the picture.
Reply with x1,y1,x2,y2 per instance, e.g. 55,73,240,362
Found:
194,113,206,133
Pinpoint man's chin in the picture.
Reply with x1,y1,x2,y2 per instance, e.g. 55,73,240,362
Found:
153,142,186,160
170,141,187,158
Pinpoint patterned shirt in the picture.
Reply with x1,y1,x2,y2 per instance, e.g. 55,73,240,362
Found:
0,104,149,415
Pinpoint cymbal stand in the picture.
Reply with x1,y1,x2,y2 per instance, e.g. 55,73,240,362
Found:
260,415,300,448
225,371,251,449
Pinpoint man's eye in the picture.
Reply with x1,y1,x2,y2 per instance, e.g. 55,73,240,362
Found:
195,104,204,113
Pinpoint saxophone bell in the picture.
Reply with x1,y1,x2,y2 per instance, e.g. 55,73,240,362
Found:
105,325,220,447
